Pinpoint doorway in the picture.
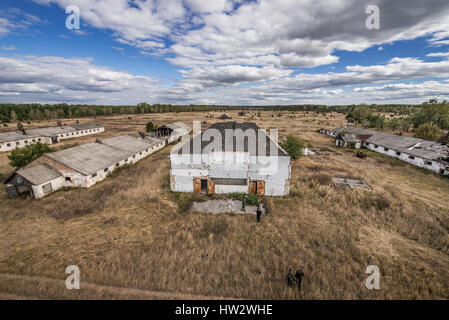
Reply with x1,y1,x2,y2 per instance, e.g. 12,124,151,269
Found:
249,180,265,196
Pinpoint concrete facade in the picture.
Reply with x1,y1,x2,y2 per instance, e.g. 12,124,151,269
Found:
0,123,104,152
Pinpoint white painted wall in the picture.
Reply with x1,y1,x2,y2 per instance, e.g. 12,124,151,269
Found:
169,151,291,196
31,176,65,198
364,142,448,175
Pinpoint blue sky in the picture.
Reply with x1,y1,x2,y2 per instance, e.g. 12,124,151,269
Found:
1,0,449,105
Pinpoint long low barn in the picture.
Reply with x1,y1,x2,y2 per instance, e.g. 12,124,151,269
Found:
5,134,166,198
0,122,104,152
322,126,449,175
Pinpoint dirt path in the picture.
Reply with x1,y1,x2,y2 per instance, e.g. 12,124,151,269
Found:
0,273,234,300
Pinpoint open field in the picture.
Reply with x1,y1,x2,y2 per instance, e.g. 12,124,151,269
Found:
0,110,448,299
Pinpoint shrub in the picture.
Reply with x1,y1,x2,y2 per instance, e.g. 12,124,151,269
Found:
8,142,55,169
146,121,158,132
415,123,441,141
280,134,305,160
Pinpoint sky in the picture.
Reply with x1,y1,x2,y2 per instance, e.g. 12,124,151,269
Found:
1,0,449,105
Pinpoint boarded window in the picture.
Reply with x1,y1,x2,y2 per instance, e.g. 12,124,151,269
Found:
42,183,52,194
92,173,97,178
409,155,415,160
425,160,432,166
396,152,401,156
104,168,109,172
211,178,247,185
384,148,389,152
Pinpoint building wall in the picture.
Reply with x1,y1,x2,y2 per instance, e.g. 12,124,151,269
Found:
364,142,449,175
0,127,104,152
31,176,65,198
0,136,49,152
57,127,104,141
169,152,291,196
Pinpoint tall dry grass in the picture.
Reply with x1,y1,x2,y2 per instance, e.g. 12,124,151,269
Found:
0,111,448,299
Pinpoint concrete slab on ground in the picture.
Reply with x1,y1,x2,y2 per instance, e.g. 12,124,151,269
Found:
191,199,265,214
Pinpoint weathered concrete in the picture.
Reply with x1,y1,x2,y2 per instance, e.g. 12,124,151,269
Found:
191,199,265,214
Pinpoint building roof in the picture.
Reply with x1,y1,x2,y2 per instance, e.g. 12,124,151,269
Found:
336,126,449,162
158,122,191,132
70,122,103,131
337,133,361,143
0,123,103,143
27,126,76,137
46,142,131,175
16,164,62,186
0,131,42,143
100,135,155,154
176,121,289,157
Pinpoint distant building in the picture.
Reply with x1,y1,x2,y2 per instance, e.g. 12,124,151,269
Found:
4,134,166,198
323,126,449,175
0,122,104,152
219,114,232,120
169,122,291,196
150,122,191,144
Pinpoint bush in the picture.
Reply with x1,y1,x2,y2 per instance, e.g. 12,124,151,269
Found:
280,134,305,160
8,142,55,169
146,121,158,132
415,123,441,141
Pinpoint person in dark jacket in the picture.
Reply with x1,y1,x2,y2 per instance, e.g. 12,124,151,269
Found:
286,269,296,288
256,204,262,223
295,266,304,291
241,195,247,212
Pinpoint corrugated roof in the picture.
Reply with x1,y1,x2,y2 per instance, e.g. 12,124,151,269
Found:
17,164,62,185
100,135,155,154
177,121,289,157
46,142,131,175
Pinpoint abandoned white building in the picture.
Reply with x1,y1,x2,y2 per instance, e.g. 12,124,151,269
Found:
323,126,449,175
147,122,191,144
169,122,291,196
5,134,165,198
0,122,104,152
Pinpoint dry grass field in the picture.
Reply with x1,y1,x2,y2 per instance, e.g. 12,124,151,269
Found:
0,110,448,299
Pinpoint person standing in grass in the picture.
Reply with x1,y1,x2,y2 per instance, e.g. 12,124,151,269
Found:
241,195,247,212
286,269,296,288
295,266,305,292
256,204,262,223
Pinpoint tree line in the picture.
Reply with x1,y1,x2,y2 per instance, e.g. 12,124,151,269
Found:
0,103,355,123
346,99,449,141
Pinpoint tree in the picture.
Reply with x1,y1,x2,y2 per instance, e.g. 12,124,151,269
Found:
145,121,158,132
8,142,55,169
414,123,441,141
280,135,305,160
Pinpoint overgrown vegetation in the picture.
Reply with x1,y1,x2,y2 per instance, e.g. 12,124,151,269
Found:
145,121,158,132
8,142,54,169
281,134,305,160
